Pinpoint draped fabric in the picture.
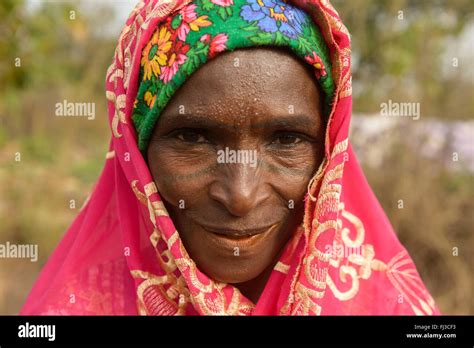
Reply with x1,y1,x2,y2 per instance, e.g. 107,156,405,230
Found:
21,0,439,315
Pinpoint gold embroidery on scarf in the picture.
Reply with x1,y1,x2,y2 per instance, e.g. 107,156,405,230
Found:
193,293,224,315
106,68,123,84
320,0,342,18
303,255,328,289
194,287,250,316
188,262,215,294
131,270,168,282
313,186,341,218
322,203,433,314
340,208,365,247
323,203,369,301
349,244,382,279
152,200,169,216
174,243,255,315
338,47,352,98
150,228,160,248
147,199,157,226
331,139,348,159
307,158,328,202
275,261,290,274
135,279,183,315
226,288,241,314
311,226,336,258
132,240,190,315
320,0,350,38
160,249,178,273
144,182,158,197
153,232,178,274
339,76,352,99
131,180,148,206
123,31,138,89
105,150,115,159
151,0,179,18
106,91,127,138
167,230,179,248
287,138,348,315
385,251,437,315
291,283,323,315
321,163,344,188
326,265,359,301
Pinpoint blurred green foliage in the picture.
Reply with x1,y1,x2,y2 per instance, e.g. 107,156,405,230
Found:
334,0,474,118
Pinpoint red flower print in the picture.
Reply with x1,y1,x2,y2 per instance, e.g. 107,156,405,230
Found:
160,40,190,83
209,33,228,58
305,51,327,79
173,4,212,41
211,0,234,6
200,33,228,59
200,33,211,43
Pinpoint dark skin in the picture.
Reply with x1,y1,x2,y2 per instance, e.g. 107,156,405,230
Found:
147,47,325,304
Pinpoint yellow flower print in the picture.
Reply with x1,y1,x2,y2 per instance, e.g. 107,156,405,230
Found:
141,27,172,80
189,16,212,31
144,91,156,108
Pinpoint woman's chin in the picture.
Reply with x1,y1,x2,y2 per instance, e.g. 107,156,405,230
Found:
199,261,267,285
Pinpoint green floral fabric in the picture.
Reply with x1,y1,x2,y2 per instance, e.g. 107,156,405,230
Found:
133,0,334,151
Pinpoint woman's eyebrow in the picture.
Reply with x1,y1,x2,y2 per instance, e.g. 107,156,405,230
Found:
251,116,315,129
160,115,233,130
161,115,316,130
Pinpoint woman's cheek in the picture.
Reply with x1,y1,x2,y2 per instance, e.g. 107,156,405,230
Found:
261,150,321,203
148,153,213,208
157,141,216,163
265,148,319,175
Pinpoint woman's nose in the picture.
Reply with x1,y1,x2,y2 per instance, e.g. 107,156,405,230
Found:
208,162,270,217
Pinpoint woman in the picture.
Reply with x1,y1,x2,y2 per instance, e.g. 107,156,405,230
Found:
21,0,439,315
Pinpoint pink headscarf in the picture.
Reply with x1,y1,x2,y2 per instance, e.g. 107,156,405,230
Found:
21,0,439,315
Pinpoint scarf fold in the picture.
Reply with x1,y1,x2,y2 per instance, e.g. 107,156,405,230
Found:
21,0,439,315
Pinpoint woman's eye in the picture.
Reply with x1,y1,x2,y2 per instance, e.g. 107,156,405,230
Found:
273,134,303,146
176,130,207,143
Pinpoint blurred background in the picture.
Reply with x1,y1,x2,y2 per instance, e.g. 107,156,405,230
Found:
0,0,472,314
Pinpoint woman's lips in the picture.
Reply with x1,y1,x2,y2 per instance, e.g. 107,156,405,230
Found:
200,224,275,238
200,224,278,249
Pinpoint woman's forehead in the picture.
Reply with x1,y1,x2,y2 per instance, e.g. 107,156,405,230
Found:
161,47,322,117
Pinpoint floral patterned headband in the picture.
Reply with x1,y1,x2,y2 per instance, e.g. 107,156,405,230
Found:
133,0,334,151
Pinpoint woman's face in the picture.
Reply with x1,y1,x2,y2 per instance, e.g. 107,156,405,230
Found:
147,47,325,287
